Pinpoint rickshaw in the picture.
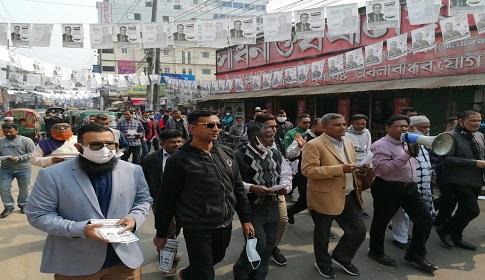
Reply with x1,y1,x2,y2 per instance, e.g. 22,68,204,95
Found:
5,108,42,143
70,110,118,134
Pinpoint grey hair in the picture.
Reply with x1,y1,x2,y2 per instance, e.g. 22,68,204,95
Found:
247,122,271,139
321,113,344,125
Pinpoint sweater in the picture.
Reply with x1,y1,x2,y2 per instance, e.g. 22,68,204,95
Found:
0,135,35,170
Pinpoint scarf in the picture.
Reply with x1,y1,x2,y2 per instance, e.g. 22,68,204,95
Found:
455,125,484,160
347,125,365,135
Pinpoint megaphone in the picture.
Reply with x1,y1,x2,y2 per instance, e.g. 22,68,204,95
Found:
401,132,455,156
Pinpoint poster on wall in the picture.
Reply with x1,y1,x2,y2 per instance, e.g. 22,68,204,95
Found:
364,41,383,66
285,67,297,84
10,23,31,47
411,24,435,53
262,12,293,42
0,23,8,46
298,64,310,83
235,78,245,92
326,3,360,36
201,19,229,47
449,0,485,16
143,22,169,49
474,12,485,34
115,24,140,48
387,33,407,60
366,0,400,30
272,70,283,87
294,8,325,39
406,0,441,25
30,24,53,47
262,73,272,89
229,16,257,45
61,24,84,48
345,48,364,71
252,75,261,90
311,60,325,80
327,54,344,74
172,21,198,47
90,24,114,49
439,14,470,44
224,79,233,92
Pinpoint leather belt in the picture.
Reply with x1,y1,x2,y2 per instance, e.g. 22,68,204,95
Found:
389,181,414,187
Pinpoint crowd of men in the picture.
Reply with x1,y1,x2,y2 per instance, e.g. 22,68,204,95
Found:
0,105,484,280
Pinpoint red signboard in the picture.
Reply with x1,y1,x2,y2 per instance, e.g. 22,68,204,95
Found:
215,5,485,92
297,99,306,115
117,60,136,74
394,97,410,115
338,98,350,123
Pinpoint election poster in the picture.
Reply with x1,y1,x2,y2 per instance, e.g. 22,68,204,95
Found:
387,33,407,60
90,24,114,49
411,24,435,53
229,16,257,45
295,8,325,39
262,12,293,42
439,14,470,44
366,0,400,30
326,3,360,36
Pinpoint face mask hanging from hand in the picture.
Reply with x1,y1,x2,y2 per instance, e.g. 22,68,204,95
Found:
246,237,261,270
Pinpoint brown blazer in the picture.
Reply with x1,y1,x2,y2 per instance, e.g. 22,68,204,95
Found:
301,134,364,215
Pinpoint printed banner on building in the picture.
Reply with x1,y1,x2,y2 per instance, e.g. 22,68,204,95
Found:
10,23,31,47
407,0,441,25
30,24,53,47
326,3,360,36
118,60,136,74
62,24,84,48
263,12,293,42
143,23,169,49
235,78,244,92
201,19,229,47
387,33,407,60
224,79,233,92
285,67,297,84
90,24,114,49
366,0,400,31
297,64,310,83
272,70,283,87
365,41,383,66
115,24,141,48
439,14,470,44
172,21,198,47
262,73,272,89
328,54,344,74
252,75,261,90
345,48,364,71
311,60,325,80
449,0,485,16
229,16,257,45
295,8,325,39
411,24,435,54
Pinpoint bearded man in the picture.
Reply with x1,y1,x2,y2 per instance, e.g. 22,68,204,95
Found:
30,120,78,167
25,124,153,279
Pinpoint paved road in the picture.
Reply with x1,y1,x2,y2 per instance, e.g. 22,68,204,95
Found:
2,165,485,279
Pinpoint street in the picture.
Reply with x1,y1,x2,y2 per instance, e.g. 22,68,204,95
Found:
2,164,485,280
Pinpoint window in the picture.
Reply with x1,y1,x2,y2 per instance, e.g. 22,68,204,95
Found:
164,68,170,73
101,49,114,54
182,68,186,74
188,52,191,64
163,16,169,22
121,48,128,53
188,69,192,75
202,69,211,75
145,1,153,7
202,52,210,58
134,13,141,20
174,4,181,9
163,50,170,55
182,51,185,64
102,66,115,72
193,0,198,4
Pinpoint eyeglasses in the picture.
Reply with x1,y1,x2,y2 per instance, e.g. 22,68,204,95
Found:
52,125,70,130
269,125,277,128
195,122,223,129
82,142,117,151
390,125,409,129
302,121,311,125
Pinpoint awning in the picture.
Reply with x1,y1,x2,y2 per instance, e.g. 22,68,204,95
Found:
131,97,146,105
198,74,485,101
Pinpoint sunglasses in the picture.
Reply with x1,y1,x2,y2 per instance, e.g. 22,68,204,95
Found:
302,121,311,125
195,122,223,129
52,125,70,130
83,142,117,151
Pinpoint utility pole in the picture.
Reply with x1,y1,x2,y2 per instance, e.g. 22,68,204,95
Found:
146,0,158,111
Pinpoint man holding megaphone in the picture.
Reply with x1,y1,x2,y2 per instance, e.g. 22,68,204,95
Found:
368,115,437,272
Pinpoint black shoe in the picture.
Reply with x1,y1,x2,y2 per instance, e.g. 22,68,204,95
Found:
329,232,336,239
19,205,26,214
272,247,287,266
367,251,397,266
0,208,14,218
332,257,360,276
362,212,370,219
392,240,409,251
453,239,477,251
404,254,438,271
435,227,455,248
314,263,336,278
287,208,295,225
432,218,447,227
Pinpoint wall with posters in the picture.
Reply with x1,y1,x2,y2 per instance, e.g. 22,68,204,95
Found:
215,5,485,92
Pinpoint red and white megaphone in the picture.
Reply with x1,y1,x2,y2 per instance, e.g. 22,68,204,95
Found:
401,132,455,156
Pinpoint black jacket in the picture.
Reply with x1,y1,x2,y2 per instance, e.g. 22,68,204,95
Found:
140,149,165,204
155,143,251,237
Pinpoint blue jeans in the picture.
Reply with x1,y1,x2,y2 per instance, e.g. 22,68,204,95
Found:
0,168,31,209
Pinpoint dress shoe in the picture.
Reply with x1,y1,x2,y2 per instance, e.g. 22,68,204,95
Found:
404,254,438,271
367,251,397,266
332,257,360,276
435,227,455,248
19,205,26,214
453,239,477,251
287,208,295,225
0,208,14,218
314,263,336,278
392,240,409,251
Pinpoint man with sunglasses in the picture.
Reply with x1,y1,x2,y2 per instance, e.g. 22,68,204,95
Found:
30,120,79,167
283,114,311,149
0,124,35,218
116,110,145,164
154,110,253,280
368,115,437,272
25,124,152,279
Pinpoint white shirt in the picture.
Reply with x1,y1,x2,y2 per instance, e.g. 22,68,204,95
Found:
161,149,171,171
286,131,317,159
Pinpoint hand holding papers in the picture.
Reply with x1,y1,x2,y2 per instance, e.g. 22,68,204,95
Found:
269,184,290,192
356,151,374,168
89,219,139,243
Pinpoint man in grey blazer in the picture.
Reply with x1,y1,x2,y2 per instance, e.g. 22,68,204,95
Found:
26,124,153,279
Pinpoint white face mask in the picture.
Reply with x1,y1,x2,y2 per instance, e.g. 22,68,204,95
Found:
226,112,231,116
256,137,270,153
81,146,115,164
276,117,287,123
246,237,261,270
